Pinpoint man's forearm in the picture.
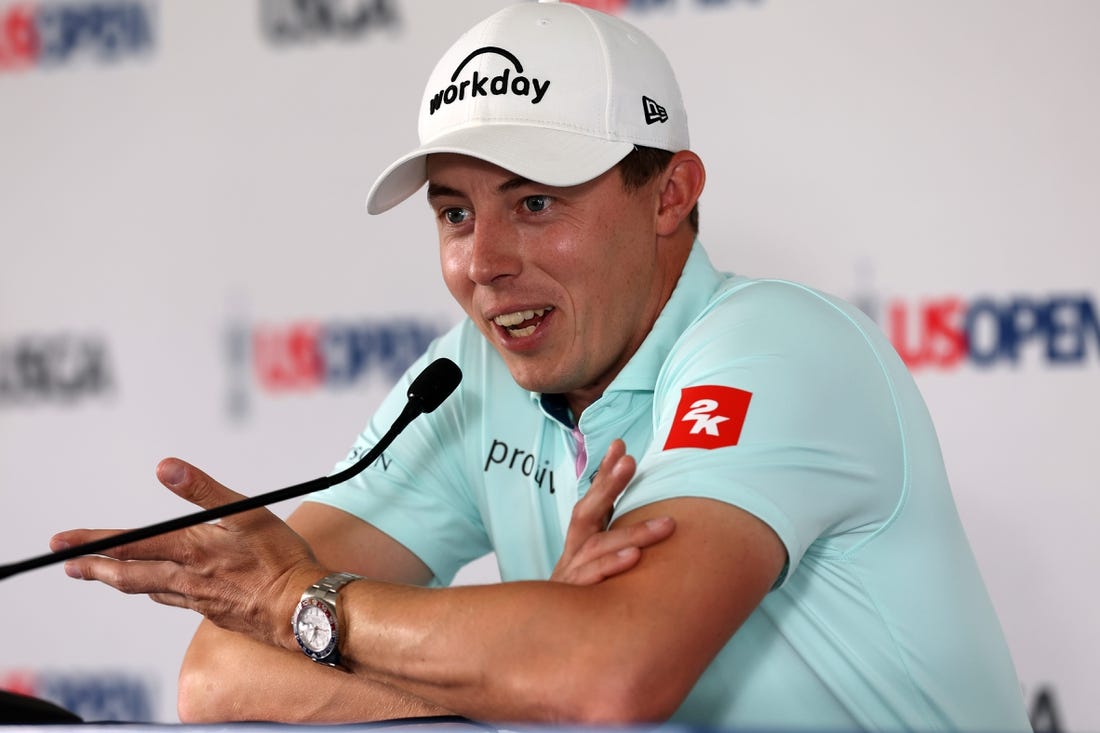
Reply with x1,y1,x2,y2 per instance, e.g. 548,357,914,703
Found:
330,579,639,723
179,620,453,723
277,500,784,725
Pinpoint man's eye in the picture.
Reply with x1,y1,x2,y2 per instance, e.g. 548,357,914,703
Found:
442,208,469,225
523,195,551,213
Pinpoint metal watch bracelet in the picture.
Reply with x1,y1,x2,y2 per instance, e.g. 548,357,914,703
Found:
292,571,364,667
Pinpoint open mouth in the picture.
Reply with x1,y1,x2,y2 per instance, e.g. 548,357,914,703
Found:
492,306,554,338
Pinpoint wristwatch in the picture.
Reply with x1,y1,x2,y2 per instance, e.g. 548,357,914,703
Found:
291,571,363,667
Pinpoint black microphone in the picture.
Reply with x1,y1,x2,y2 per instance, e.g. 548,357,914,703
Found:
0,357,462,581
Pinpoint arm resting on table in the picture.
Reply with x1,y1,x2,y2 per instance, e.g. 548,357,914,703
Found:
323,497,785,724
178,503,452,723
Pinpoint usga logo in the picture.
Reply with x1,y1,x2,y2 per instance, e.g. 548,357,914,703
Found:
429,46,551,115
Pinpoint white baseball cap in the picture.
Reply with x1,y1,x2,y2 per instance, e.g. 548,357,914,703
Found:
366,0,690,214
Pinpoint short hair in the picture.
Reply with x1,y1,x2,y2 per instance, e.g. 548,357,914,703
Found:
616,146,700,234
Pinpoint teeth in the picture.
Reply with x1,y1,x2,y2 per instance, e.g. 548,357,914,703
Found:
493,307,551,328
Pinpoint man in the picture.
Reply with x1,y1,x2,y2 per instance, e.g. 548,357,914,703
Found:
53,1,1031,728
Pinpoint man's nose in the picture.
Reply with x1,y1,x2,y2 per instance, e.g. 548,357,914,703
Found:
468,215,522,285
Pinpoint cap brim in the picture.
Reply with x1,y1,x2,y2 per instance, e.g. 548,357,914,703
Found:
366,125,635,214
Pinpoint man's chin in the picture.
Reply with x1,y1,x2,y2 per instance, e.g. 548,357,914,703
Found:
501,361,569,396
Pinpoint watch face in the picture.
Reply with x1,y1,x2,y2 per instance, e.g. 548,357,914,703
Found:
294,599,337,658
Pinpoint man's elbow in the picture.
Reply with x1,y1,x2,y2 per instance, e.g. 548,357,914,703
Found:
177,637,256,723
543,665,687,725
569,694,680,725
177,661,231,723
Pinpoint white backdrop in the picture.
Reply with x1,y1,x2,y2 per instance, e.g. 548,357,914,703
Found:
1,1,1096,729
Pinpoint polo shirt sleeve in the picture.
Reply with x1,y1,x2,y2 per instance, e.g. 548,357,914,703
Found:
613,279,908,586
304,326,492,586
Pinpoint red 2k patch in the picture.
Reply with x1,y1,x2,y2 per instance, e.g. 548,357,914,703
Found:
663,385,753,450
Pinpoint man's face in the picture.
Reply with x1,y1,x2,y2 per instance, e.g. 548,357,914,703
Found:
426,153,672,415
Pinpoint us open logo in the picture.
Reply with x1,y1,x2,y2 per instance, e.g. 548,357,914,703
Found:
429,45,551,115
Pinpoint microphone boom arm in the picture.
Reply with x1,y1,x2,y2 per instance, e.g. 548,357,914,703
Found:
0,358,461,582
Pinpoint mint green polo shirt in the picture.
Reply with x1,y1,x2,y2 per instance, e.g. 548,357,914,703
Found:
308,242,1029,731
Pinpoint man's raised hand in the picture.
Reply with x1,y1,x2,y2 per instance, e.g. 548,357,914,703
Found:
551,439,675,585
50,458,325,650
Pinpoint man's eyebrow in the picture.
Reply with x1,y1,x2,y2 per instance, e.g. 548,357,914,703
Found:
427,176,538,201
426,182,463,201
498,176,535,193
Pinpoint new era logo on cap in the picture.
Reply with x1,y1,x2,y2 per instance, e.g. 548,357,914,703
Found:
642,96,668,125
663,385,752,450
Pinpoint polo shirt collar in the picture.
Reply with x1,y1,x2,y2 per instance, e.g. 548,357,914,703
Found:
533,240,724,423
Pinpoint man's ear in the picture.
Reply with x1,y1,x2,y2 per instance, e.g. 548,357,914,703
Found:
655,151,706,237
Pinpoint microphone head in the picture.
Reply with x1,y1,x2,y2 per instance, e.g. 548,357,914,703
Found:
407,358,462,414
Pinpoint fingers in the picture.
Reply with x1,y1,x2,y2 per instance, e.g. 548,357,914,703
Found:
50,528,128,554
50,520,227,566
62,552,248,616
51,459,272,567
559,546,641,586
553,439,678,585
62,555,227,616
157,458,249,512
49,527,185,565
554,516,675,584
62,554,179,594
593,438,635,495
48,458,323,646
560,440,635,559
599,516,676,557
50,458,255,559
